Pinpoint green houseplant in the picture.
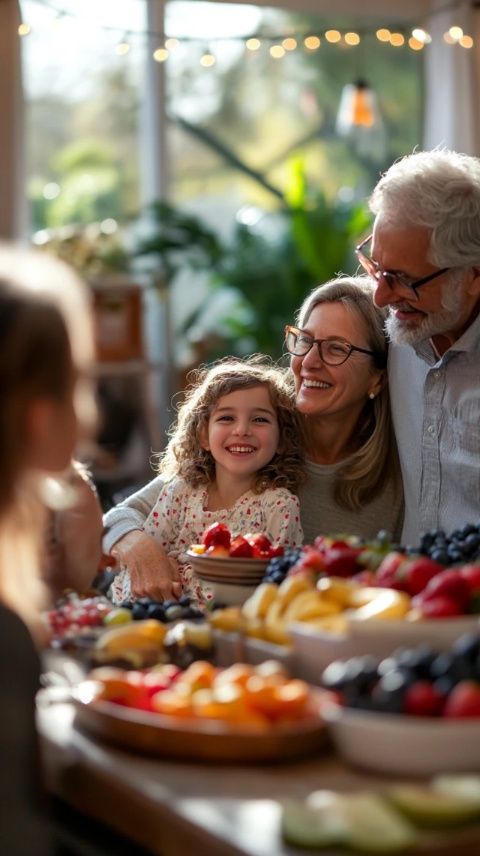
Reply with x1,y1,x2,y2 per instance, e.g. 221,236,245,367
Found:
134,160,371,361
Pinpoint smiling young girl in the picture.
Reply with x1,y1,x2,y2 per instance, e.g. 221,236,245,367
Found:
107,357,305,606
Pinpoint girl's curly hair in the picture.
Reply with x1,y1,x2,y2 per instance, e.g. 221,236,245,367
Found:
156,355,305,493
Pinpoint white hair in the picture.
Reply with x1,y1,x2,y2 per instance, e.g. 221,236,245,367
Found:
369,149,480,269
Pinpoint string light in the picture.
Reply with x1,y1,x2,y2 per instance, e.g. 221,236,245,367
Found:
325,30,341,44
389,33,405,47
408,37,424,51
449,26,464,41
153,47,169,62
200,50,215,67
16,2,474,55
115,37,131,56
376,29,391,42
344,32,360,46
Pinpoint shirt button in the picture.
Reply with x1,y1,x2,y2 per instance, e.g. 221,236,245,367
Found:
427,425,435,434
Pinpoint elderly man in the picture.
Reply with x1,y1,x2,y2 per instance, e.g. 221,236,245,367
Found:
356,149,480,546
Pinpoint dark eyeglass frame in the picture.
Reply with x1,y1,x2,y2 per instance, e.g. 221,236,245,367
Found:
355,234,450,301
284,325,379,366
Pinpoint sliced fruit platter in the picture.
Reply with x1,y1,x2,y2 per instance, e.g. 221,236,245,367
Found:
71,658,328,762
281,774,480,853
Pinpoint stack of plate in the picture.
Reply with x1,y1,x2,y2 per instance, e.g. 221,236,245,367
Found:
186,551,269,605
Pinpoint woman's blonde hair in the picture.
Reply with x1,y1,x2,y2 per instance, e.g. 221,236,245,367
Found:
157,355,305,493
295,275,401,510
0,244,94,638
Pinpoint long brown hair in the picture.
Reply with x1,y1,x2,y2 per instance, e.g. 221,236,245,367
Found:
0,245,94,638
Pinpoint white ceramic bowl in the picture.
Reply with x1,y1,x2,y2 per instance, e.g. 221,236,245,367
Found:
290,616,480,686
322,700,480,776
346,614,480,655
290,622,354,685
208,580,257,606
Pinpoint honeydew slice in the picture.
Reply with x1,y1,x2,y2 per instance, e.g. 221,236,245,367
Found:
432,774,480,806
389,784,480,827
282,790,416,852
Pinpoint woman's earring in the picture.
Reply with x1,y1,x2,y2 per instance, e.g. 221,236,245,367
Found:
369,392,376,400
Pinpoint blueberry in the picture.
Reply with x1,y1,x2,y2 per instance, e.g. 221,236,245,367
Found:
147,602,166,620
451,633,480,665
132,602,148,620
164,604,184,622
430,548,449,565
460,523,477,538
371,671,408,713
447,546,464,563
119,601,134,611
179,594,191,607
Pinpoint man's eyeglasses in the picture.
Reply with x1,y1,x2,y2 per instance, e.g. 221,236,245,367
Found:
355,234,450,301
285,325,381,366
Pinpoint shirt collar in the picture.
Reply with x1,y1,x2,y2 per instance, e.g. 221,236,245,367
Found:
413,309,480,364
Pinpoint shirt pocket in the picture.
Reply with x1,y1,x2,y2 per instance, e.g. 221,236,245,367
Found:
449,401,480,457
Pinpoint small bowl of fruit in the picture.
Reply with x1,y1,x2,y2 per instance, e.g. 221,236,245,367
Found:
320,632,480,775
187,524,285,603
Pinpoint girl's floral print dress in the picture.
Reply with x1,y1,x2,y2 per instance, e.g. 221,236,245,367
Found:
110,478,303,608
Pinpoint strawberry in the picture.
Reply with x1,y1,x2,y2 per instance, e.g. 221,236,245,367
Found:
458,564,480,595
293,546,325,573
245,533,272,555
396,557,445,596
420,569,470,610
411,593,464,619
202,522,231,549
403,681,445,717
323,545,363,578
443,680,480,718
374,551,408,589
229,536,254,558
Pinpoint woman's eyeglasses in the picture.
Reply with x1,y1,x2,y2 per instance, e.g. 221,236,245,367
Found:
355,234,450,301
285,325,379,366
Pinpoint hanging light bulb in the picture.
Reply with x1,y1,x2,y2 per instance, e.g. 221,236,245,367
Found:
335,79,386,163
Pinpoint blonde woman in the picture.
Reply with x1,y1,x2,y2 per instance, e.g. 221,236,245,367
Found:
288,275,403,542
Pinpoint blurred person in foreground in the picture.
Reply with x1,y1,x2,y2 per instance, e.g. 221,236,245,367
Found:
0,244,96,853
356,149,480,545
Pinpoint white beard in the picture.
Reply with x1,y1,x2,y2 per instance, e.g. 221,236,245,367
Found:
385,274,465,346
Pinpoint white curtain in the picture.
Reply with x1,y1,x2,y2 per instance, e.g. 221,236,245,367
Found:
424,0,480,155
0,0,26,239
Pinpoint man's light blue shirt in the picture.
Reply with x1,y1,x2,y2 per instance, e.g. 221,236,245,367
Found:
389,311,480,545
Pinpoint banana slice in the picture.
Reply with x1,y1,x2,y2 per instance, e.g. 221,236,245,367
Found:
348,589,411,620
276,574,313,606
283,590,341,623
241,582,278,621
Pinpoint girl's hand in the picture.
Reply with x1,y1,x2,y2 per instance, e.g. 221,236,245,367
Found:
110,530,182,601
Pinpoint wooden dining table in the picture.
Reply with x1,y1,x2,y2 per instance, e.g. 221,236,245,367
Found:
37,682,480,856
